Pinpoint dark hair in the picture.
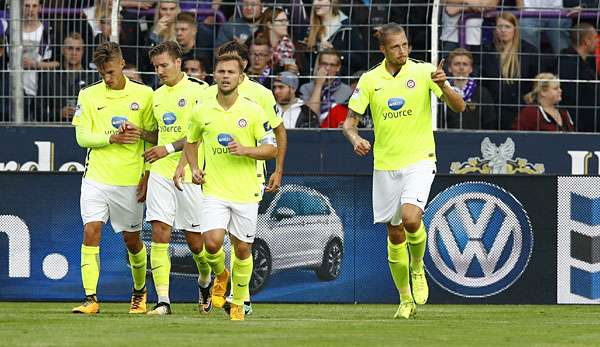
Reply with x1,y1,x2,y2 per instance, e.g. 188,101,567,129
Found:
215,40,249,62
148,40,183,61
215,54,245,72
250,36,270,48
317,48,341,64
176,11,197,26
184,58,205,70
571,22,596,46
93,41,123,68
378,22,406,46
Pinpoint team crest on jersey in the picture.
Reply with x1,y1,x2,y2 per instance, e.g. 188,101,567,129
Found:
178,98,186,107
130,102,140,111
238,118,248,128
406,79,416,88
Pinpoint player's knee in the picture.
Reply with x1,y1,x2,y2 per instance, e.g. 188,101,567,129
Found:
234,243,251,260
387,224,406,244
187,241,203,254
122,232,142,253
203,239,221,254
403,219,421,233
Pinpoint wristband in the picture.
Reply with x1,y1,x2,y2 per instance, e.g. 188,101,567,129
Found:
165,143,175,154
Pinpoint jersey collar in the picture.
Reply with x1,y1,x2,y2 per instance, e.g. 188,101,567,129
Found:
164,72,188,91
103,76,131,99
378,58,413,80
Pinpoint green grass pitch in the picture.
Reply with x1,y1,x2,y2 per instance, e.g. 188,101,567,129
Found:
1,303,600,346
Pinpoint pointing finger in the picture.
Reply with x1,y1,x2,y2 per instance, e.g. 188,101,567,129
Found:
437,58,445,70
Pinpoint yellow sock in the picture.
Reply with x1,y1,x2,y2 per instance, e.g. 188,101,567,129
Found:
128,244,147,292
150,242,170,302
231,255,253,306
406,222,427,272
388,238,412,303
205,247,225,276
81,245,100,296
192,248,211,287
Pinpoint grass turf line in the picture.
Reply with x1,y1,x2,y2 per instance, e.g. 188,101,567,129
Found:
1,303,599,346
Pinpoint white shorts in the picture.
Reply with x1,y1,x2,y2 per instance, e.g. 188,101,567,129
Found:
372,160,436,225
199,196,259,243
145,172,204,232
80,178,144,232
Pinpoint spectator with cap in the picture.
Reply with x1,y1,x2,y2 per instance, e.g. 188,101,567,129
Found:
274,71,319,128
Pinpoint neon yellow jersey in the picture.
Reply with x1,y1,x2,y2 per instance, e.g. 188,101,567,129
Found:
348,58,443,170
187,94,273,203
72,77,156,186
204,75,282,184
151,74,208,182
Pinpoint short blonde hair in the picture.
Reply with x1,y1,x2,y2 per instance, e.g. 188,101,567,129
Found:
523,73,560,104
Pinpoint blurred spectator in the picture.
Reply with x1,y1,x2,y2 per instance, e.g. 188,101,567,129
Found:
215,0,263,47
81,0,112,66
176,12,211,69
340,0,431,63
274,72,319,128
555,22,600,132
440,0,499,63
320,69,372,128
21,0,60,121
148,0,180,46
516,0,572,54
480,12,538,130
513,72,575,131
0,35,9,121
124,63,144,83
300,48,353,124
183,58,209,82
443,48,497,129
39,33,96,122
247,37,273,88
256,8,298,72
302,0,366,76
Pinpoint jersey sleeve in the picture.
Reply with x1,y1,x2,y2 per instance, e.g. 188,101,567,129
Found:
347,75,371,115
187,104,204,143
262,90,283,129
252,105,273,144
142,89,157,132
71,90,90,128
425,63,444,99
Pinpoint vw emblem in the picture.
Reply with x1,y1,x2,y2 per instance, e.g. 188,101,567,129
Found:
423,182,533,298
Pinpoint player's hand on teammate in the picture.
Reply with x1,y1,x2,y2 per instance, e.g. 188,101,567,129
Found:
143,146,168,163
266,171,282,192
111,121,141,144
191,168,205,185
431,59,448,88
228,141,247,156
353,137,372,156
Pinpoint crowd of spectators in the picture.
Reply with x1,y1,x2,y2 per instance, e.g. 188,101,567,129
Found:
0,0,599,132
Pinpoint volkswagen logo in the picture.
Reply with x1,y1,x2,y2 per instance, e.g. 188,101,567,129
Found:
423,182,533,298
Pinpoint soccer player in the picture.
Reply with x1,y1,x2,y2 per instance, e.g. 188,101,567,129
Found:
174,54,277,320
71,42,156,314
211,41,288,314
343,23,465,319
142,41,210,315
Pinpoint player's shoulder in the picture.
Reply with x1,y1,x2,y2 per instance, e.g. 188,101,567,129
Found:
239,96,264,115
187,76,209,88
129,79,154,95
79,79,103,95
245,77,272,96
409,58,436,73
